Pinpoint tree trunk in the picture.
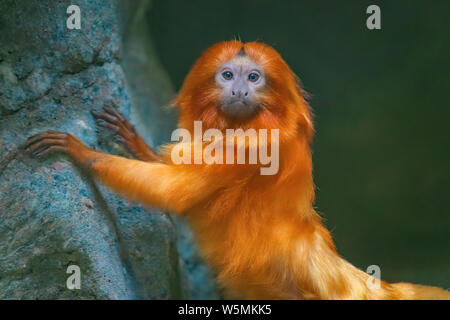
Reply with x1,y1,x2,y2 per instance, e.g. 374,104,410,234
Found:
0,0,216,299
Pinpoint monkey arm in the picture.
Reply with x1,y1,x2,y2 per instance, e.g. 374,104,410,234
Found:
91,104,162,162
88,155,218,213
25,131,223,214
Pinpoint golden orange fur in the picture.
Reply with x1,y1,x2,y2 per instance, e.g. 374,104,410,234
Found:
26,41,450,299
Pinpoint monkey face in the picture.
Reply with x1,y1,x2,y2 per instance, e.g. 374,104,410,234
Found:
174,41,313,140
215,55,265,120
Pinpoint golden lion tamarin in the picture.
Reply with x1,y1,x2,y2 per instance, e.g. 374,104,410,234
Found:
26,41,449,300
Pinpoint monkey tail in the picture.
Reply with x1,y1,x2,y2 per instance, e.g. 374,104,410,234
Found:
388,282,450,300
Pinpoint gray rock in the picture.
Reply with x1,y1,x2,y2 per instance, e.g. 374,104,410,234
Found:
0,0,218,299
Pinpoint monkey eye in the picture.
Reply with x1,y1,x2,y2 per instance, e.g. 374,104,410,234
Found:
222,71,233,80
248,73,260,82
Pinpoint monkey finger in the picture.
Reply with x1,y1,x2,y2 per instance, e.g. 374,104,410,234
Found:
26,131,66,141
97,116,135,141
91,110,119,125
114,135,126,144
95,119,120,132
92,109,114,122
102,105,135,133
103,104,125,121
93,111,133,136
34,145,67,158
31,144,55,156
25,132,67,149
101,106,121,122
27,138,66,154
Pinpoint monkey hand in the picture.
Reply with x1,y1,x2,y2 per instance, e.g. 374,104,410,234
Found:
91,104,161,162
25,130,97,168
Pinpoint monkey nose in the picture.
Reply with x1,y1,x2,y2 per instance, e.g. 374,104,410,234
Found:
231,90,248,98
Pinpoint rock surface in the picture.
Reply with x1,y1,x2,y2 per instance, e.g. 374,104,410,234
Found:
0,0,217,299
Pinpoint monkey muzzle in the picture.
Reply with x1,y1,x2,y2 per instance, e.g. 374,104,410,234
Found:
220,97,260,119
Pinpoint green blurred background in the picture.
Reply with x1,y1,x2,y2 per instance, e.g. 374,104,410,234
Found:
148,0,449,288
